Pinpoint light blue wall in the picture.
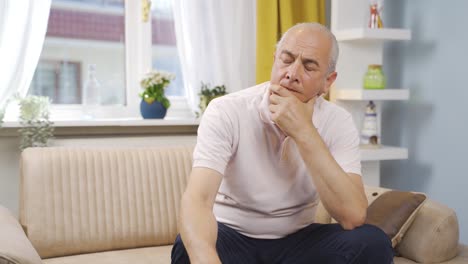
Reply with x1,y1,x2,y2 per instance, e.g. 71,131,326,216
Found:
382,0,468,244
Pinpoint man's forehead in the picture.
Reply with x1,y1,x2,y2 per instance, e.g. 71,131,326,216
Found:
279,30,330,57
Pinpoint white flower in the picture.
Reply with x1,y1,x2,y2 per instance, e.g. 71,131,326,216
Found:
19,96,51,121
141,69,175,89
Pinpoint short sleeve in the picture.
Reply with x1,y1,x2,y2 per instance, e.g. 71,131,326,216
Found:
329,113,362,176
193,99,236,175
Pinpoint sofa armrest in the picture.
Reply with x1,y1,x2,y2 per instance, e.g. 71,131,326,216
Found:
0,205,42,264
396,199,459,263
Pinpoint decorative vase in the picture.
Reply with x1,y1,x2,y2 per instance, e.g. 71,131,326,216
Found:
140,99,167,119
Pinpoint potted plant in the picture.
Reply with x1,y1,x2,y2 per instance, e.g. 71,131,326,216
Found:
198,82,227,114
16,95,54,151
0,109,4,128
139,69,175,119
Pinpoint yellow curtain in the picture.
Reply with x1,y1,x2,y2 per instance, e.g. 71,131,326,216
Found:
256,0,325,84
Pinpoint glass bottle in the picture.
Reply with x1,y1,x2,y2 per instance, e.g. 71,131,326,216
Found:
363,64,385,89
361,101,379,146
82,64,101,119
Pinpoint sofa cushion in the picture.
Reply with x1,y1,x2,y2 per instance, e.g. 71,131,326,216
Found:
365,190,426,247
20,146,194,258
42,246,172,264
0,205,42,264
396,199,459,263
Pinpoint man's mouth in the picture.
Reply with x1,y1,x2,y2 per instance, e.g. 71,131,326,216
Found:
282,86,298,93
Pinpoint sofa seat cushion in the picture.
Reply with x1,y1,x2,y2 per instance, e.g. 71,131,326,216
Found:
394,244,468,263
42,246,172,264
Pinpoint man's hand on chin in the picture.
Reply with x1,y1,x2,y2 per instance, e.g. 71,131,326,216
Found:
268,84,316,139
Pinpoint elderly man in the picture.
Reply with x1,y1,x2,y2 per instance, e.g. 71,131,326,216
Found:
171,23,394,264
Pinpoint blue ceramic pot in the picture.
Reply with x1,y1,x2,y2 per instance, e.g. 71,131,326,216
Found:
140,99,167,119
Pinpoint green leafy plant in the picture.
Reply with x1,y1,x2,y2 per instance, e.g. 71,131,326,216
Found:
0,108,4,128
139,70,175,109
17,95,54,151
198,82,227,114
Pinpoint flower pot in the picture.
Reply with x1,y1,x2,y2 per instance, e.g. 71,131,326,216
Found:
140,99,167,119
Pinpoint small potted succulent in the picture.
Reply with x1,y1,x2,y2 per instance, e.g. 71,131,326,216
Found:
198,82,227,114
139,70,175,119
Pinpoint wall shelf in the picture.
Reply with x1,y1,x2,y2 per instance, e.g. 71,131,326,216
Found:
335,28,411,42
360,145,408,161
332,89,410,101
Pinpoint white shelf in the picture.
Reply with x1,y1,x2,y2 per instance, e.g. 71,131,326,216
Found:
332,89,409,101
335,28,411,42
360,145,408,161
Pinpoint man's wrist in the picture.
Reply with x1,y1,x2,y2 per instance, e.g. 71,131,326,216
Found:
291,122,317,143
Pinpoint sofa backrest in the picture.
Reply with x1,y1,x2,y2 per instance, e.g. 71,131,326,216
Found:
19,146,194,259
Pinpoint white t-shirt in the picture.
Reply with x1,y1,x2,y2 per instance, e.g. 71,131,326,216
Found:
193,82,361,239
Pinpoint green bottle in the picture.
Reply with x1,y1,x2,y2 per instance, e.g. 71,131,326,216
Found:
363,64,385,89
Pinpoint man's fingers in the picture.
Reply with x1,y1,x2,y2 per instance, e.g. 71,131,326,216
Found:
268,103,279,113
269,84,293,97
269,93,282,105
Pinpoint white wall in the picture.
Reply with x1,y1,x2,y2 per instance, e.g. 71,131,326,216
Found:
0,134,197,216
0,137,22,216
382,0,468,244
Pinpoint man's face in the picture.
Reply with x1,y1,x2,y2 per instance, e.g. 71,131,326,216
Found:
270,28,337,102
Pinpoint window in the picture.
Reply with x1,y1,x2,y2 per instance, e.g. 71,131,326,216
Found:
28,0,126,107
30,60,81,104
26,0,190,120
151,0,184,97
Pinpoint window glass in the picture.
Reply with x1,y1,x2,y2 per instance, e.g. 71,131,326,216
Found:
28,0,126,105
151,0,184,97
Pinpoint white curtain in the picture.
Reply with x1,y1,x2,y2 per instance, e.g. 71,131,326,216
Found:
172,0,256,113
0,0,51,110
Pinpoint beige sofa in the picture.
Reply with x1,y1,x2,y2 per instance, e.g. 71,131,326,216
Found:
0,146,467,264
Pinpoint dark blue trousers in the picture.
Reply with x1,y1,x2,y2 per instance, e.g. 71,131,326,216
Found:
171,222,394,264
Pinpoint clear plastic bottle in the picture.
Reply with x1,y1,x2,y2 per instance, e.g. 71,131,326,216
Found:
82,64,101,119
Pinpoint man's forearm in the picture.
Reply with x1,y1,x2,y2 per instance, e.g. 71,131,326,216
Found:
293,125,367,229
179,196,221,263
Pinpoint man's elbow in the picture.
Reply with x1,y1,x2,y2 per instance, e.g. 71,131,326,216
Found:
340,208,367,230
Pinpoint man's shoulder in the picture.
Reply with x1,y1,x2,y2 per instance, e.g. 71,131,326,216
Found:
209,82,267,111
316,97,353,130
319,98,352,119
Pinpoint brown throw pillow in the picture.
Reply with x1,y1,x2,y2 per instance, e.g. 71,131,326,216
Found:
365,190,427,248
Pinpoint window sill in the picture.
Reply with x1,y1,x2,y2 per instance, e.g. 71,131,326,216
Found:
0,118,200,136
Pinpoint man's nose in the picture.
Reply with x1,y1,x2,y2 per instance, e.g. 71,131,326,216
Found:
286,63,300,82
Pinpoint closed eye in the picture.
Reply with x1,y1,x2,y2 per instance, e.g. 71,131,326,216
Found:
305,63,318,71
280,54,294,64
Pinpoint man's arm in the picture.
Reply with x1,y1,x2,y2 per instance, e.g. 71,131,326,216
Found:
269,85,367,230
293,127,367,230
179,167,223,264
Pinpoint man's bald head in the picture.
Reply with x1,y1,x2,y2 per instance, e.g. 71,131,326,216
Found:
276,23,339,74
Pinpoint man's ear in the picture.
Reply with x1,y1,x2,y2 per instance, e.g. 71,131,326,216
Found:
323,71,338,94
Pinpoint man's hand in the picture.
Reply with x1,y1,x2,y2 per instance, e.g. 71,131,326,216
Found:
269,84,316,139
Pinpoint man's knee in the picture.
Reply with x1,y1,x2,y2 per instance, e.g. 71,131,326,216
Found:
171,234,190,264
351,224,394,263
